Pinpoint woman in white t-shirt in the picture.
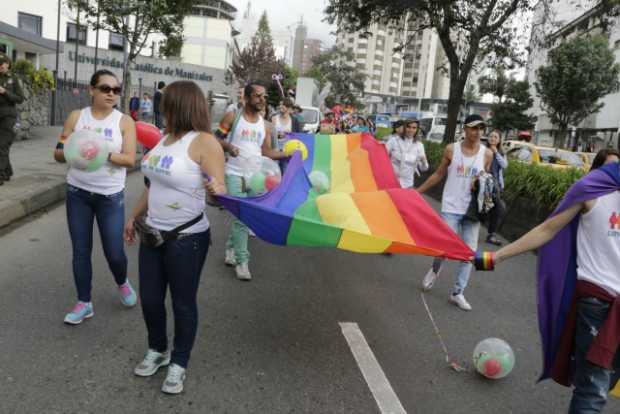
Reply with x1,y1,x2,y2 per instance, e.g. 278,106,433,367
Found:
53,69,137,325
124,81,226,395
385,119,429,188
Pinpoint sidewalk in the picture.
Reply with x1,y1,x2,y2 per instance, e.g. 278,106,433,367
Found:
0,126,141,229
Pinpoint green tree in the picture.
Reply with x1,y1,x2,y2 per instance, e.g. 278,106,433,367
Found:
325,0,532,144
478,70,511,102
229,12,279,88
306,47,366,108
68,0,193,110
535,35,620,148
489,79,537,134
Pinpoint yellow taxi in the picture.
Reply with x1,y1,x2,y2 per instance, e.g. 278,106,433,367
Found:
502,140,589,172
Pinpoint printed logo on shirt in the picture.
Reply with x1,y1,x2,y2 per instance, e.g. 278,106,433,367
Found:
608,212,620,237
79,126,114,141
166,202,182,210
456,163,480,178
237,128,263,145
142,153,174,176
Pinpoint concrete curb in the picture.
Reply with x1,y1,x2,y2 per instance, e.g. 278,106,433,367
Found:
0,165,141,230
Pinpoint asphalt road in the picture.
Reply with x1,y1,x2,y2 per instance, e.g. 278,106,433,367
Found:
1,173,618,414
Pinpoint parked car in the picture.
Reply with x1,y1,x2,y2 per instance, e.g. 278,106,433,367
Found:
503,140,589,171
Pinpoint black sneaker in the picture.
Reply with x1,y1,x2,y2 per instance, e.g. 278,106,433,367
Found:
486,235,502,246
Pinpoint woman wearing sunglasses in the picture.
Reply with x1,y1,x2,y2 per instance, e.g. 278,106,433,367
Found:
53,69,137,325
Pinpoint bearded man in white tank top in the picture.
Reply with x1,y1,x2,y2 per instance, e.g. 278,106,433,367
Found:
416,114,493,311
215,81,288,280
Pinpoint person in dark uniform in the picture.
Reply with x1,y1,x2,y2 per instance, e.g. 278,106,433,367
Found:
153,81,165,129
0,53,25,185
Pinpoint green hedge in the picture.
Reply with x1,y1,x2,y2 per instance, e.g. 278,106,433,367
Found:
422,141,584,210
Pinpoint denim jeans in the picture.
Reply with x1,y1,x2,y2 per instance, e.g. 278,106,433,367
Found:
431,212,480,295
139,229,210,368
568,296,620,414
66,184,128,302
225,174,250,264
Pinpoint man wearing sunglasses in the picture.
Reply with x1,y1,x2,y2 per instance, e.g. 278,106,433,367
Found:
215,81,288,281
416,114,493,311
0,53,25,185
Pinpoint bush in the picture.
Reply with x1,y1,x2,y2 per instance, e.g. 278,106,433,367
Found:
422,140,584,211
11,59,55,92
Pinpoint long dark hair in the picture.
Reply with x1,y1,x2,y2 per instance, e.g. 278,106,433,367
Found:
401,119,421,141
90,69,117,87
161,81,211,135
489,128,504,155
590,148,620,171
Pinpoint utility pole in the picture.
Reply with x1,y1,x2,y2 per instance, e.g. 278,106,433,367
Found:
51,0,61,125
73,1,80,87
94,0,100,72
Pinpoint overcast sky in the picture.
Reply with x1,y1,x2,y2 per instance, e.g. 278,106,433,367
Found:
229,0,337,46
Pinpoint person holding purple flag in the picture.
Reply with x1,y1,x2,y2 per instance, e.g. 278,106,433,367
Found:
481,160,620,413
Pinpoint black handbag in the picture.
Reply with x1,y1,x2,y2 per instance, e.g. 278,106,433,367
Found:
135,214,203,248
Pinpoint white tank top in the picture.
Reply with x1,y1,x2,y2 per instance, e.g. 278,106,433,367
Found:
274,114,292,149
142,131,210,233
67,107,126,195
225,113,266,176
577,191,620,295
441,141,487,215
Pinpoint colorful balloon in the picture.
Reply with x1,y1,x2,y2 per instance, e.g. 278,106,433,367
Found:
247,172,266,194
473,338,515,379
265,174,281,191
64,129,109,172
243,156,282,195
136,121,162,149
309,170,330,194
283,139,308,160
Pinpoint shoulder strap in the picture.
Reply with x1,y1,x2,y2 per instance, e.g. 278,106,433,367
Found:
228,110,243,144
164,213,204,239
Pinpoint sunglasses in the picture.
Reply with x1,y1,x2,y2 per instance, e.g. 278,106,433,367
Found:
95,84,122,95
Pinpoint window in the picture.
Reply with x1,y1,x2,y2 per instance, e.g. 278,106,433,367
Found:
66,22,87,45
18,12,42,36
109,33,125,51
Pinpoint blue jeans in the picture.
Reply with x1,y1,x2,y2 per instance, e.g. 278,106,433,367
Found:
66,184,128,302
139,230,211,368
432,212,480,295
568,297,620,414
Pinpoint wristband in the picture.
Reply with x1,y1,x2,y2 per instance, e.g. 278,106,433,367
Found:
474,251,495,271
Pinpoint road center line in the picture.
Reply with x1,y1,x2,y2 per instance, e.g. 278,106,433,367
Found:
339,322,407,414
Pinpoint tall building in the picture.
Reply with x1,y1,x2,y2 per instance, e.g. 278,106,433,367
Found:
335,20,451,100
292,19,307,72
301,38,321,74
181,0,238,70
272,28,294,66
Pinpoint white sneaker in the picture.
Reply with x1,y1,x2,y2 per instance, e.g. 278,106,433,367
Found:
248,228,256,238
134,349,171,377
449,293,472,311
162,363,186,394
224,248,236,266
235,262,252,281
422,268,440,291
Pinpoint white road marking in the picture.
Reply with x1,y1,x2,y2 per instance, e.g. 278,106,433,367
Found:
339,322,407,414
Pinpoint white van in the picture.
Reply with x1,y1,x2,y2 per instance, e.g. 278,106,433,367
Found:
419,116,448,142
300,106,321,133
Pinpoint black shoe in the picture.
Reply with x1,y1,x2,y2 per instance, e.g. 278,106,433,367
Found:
486,235,502,246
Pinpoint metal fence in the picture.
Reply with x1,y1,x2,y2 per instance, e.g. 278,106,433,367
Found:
50,78,91,126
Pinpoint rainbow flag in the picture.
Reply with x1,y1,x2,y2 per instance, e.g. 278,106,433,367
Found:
218,133,473,260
